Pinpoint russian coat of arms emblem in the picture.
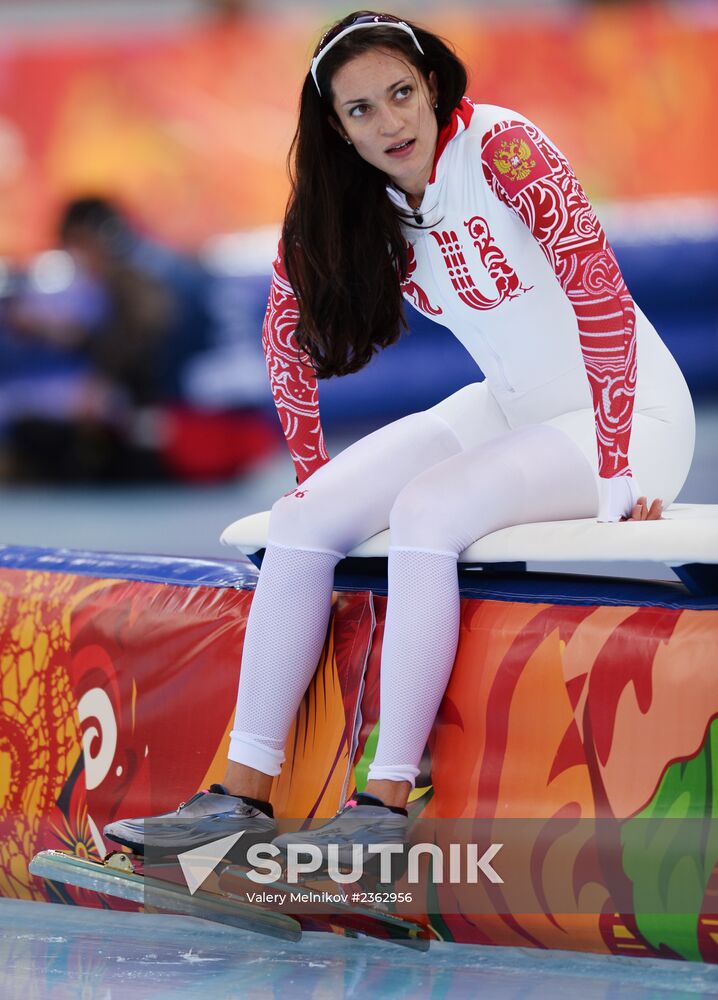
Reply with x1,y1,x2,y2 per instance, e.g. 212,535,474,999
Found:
492,137,536,182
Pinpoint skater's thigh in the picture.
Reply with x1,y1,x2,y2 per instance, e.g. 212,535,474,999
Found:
267,408,460,554
269,382,510,555
390,421,599,554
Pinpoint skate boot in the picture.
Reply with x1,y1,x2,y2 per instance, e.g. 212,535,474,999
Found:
271,793,408,869
103,784,277,857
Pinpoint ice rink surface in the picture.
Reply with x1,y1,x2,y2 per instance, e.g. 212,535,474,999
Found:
2,899,718,1000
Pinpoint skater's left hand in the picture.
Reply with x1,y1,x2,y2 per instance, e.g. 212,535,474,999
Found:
621,496,663,521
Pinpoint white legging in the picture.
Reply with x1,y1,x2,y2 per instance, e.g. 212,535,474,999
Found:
229,376,694,787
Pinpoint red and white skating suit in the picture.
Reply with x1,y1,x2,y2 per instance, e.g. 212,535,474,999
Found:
229,100,694,785
261,98,693,521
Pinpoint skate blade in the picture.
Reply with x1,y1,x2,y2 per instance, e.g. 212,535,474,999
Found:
29,849,302,942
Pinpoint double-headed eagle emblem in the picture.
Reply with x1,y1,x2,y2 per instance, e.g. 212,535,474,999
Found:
493,137,536,182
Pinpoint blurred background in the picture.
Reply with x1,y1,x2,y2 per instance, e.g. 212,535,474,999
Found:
0,0,715,560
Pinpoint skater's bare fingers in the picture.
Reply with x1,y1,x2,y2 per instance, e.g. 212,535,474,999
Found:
621,497,663,522
629,496,648,521
645,498,663,520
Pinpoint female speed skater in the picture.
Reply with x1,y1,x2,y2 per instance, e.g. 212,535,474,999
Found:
105,11,695,861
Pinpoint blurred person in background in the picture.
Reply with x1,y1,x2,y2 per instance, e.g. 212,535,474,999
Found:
104,11,694,861
59,197,178,412
1,196,276,482
0,247,114,482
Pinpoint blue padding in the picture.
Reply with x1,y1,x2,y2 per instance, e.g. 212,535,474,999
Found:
0,545,258,589
247,551,718,610
348,569,717,610
1,544,715,609
457,570,718,610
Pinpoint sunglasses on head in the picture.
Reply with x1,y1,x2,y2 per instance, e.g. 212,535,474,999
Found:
310,13,425,95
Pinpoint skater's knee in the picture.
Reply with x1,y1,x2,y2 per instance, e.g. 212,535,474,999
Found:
269,488,327,548
268,486,350,555
389,482,460,554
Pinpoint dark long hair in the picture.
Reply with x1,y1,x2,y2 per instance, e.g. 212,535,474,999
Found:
282,12,467,379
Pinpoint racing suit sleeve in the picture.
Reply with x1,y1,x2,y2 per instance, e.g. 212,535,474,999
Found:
480,120,639,522
261,244,329,484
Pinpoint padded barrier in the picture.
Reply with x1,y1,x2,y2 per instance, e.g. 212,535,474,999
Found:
0,544,716,961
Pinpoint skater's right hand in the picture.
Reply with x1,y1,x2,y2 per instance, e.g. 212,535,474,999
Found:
620,496,663,521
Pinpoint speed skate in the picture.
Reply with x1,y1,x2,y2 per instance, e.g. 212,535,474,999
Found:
28,846,432,949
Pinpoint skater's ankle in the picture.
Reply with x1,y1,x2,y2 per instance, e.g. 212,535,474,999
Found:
212,783,274,819
361,778,411,811
353,792,408,817
222,762,273,805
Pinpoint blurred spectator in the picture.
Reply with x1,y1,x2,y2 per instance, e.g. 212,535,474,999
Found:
0,252,116,481
0,196,278,483
58,197,211,407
